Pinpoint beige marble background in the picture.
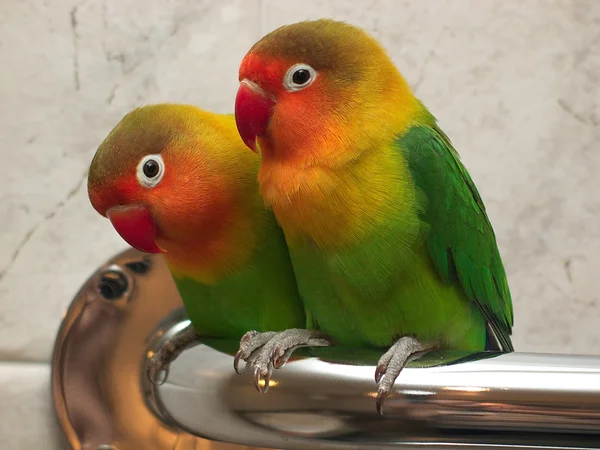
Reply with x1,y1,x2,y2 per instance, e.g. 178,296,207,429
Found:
1,0,599,447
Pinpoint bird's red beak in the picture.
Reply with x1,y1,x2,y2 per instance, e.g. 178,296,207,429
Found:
106,204,164,254
235,79,275,152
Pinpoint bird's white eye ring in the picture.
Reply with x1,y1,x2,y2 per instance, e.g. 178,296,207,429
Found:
136,154,164,188
283,63,317,92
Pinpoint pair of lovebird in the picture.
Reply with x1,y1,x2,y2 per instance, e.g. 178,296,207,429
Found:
87,19,514,413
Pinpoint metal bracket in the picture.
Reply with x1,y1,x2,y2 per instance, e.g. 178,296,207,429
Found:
51,249,254,450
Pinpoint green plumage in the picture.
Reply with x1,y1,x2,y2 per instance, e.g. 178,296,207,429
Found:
174,214,307,339
398,123,513,351
87,104,307,349
285,118,513,352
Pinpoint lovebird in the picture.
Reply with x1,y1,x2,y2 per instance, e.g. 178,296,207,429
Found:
87,104,323,378
233,19,514,412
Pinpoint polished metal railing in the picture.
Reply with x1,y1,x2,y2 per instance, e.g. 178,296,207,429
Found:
147,314,600,449
52,249,600,450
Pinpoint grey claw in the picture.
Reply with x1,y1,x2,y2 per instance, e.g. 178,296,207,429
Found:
373,336,435,414
147,358,169,386
271,344,284,368
273,345,297,369
262,369,271,393
273,355,285,369
376,389,387,415
253,365,271,393
154,367,169,386
234,330,276,377
242,329,331,393
252,365,261,391
233,349,245,374
374,364,385,384
146,323,201,386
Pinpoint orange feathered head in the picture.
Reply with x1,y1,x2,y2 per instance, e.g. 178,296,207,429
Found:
235,19,413,165
88,104,257,260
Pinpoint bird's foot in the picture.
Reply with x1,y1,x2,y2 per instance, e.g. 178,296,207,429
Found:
374,336,436,415
233,330,278,374
235,328,331,393
147,322,201,385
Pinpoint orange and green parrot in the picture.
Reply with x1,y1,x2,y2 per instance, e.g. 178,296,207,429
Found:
87,104,327,378
233,19,514,412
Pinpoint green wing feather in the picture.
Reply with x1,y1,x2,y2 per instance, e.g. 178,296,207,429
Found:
398,123,514,351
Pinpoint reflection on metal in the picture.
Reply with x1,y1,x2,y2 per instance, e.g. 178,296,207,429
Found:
51,248,256,450
52,248,600,450
149,323,600,449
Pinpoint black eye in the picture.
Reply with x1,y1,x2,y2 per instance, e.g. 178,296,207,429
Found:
292,69,311,85
143,159,160,178
283,64,317,91
137,154,164,188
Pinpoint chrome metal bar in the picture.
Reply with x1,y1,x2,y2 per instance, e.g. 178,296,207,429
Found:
53,248,600,449
147,316,600,449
